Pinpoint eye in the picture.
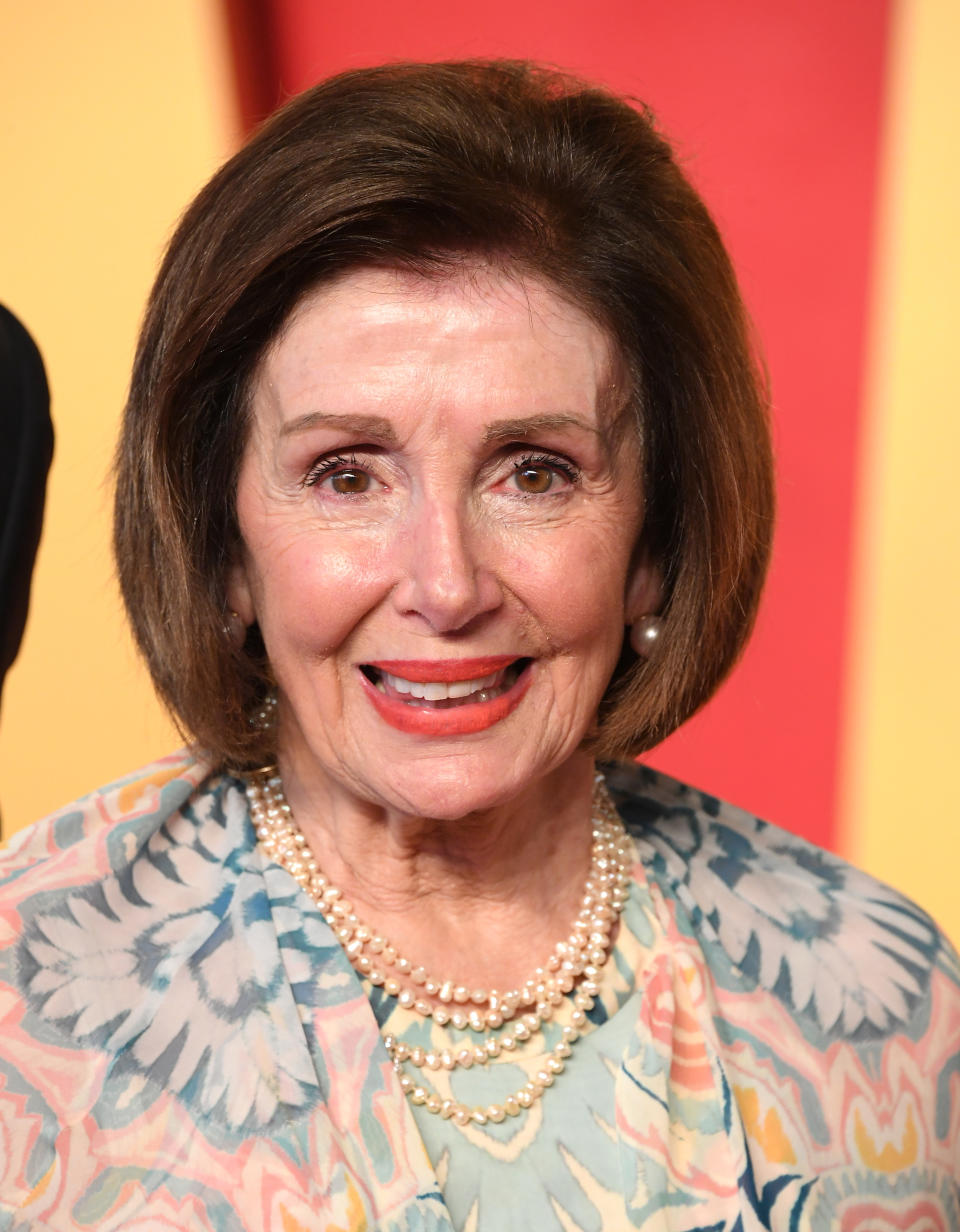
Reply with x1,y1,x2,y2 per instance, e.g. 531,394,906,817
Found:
514,464,555,494
327,468,370,494
303,454,376,495
509,453,580,495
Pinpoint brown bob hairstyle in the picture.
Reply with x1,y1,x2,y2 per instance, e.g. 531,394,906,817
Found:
114,59,774,771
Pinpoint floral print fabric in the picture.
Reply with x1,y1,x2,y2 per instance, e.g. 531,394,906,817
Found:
0,751,956,1230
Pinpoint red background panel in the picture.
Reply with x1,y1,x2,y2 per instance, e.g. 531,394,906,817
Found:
227,0,891,847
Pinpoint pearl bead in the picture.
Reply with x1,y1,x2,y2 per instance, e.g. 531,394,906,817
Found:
245,770,632,1130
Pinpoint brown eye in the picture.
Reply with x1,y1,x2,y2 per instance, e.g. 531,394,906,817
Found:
330,469,370,494
514,465,554,494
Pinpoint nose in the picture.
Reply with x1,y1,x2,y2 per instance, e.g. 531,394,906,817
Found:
392,494,502,633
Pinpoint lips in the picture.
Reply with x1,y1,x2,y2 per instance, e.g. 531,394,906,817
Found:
365,655,518,683
359,657,532,735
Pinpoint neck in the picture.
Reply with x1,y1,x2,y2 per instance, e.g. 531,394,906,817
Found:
273,751,601,990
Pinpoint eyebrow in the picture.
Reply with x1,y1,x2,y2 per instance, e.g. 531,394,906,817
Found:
278,409,610,450
279,412,401,444
482,414,606,444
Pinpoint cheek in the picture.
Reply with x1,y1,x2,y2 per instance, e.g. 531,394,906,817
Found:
249,526,390,656
505,531,632,648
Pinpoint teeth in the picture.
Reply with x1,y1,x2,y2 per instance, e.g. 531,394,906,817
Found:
381,669,503,700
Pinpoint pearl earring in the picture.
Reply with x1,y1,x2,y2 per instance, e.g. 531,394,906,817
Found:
630,614,663,657
250,689,278,732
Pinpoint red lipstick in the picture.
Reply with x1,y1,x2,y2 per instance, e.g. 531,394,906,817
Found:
364,655,517,683
359,659,532,735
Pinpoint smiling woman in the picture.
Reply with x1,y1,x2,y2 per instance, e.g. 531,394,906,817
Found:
228,266,648,820
0,60,957,1232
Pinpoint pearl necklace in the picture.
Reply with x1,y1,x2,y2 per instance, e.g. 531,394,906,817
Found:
245,770,632,1127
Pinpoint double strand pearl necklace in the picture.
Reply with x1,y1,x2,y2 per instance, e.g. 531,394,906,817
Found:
246,769,632,1127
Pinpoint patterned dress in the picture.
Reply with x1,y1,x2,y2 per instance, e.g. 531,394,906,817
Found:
0,751,956,1230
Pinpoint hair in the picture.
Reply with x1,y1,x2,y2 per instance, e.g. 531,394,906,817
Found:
114,59,774,770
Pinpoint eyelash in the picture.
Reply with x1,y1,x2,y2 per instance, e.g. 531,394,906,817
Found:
302,454,359,487
511,452,581,486
302,450,581,491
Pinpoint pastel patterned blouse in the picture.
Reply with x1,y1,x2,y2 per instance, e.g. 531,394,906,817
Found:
0,752,957,1230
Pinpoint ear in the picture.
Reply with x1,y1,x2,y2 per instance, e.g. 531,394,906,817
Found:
225,557,256,628
625,552,663,623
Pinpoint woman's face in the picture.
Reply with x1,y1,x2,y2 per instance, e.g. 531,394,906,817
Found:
229,264,655,818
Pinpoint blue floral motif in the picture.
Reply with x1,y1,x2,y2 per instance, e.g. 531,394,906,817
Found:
14,777,331,1137
606,763,942,1042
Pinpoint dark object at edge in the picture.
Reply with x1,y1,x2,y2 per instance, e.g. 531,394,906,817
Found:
0,303,53,709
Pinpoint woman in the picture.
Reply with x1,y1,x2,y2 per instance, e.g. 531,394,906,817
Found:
1,62,957,1231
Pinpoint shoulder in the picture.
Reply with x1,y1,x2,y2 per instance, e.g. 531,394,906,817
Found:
603,760,960,1044
0,751,247,905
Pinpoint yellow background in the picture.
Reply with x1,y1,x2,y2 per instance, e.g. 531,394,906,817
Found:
842,0,960,944
0,1,232,825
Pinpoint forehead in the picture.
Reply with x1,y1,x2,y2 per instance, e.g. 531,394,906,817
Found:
252,263,629,427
